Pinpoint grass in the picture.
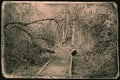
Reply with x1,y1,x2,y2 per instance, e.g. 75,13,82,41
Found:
11,53,54,76
72,46,118,79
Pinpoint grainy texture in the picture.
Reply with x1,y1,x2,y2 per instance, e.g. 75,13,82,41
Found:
1,1,119,79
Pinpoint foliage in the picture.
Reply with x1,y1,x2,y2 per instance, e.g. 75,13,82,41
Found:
3,2,118,78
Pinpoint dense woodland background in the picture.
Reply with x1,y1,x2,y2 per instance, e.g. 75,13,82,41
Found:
2,2,118,78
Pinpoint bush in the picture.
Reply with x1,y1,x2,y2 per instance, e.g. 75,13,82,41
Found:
4,34,49,73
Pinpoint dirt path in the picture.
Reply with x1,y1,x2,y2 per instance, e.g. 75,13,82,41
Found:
36,47,72,78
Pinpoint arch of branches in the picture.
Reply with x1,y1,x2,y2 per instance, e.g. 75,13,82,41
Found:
4,18,60,42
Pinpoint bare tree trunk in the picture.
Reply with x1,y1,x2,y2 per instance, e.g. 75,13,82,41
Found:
61,28,65,46
72,23,75,46
61,5,68,47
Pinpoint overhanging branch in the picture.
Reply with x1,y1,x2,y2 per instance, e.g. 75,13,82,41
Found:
4,18,61,29
12,26,34,40
4,18,61,41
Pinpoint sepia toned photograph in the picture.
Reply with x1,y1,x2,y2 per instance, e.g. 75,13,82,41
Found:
1,1,119,79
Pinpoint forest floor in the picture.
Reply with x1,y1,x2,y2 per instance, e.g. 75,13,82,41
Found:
12,47,73,78
12,47,117,79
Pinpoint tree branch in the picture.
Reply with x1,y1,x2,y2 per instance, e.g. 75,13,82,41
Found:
12,26,34,40
4,18,61,41
4,22,27,29
4,18,61,29
26,18,54,25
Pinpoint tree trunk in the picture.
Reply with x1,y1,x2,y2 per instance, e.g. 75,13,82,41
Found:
61,5,68,47
72,22,75,46
61,29,65,46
